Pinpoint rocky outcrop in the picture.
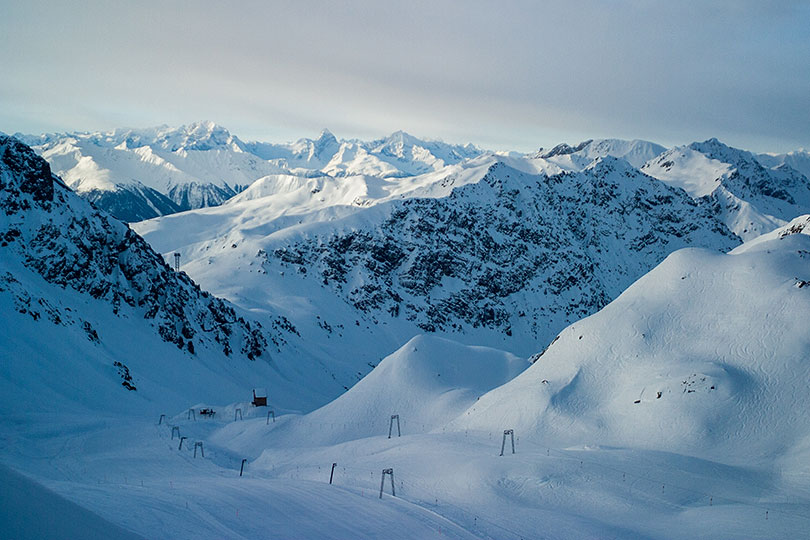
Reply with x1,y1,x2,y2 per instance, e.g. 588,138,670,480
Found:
0,135,295,360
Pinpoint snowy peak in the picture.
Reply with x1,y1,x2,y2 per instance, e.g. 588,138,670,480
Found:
90,121,241,153
641,145,731,198
374,130,423,155
684,138,808,202
316,128,337,144
687,137,758,168
582,138,667,168
155,121,240,152
284,129,341,168
582,154,637,175
757,149,810,180
363,130,483,175
25,123,286,220
539,139,592,158
642,139,810,240
266,129,485,178
537,138,666,170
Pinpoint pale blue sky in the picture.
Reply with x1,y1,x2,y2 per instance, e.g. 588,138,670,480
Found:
1,0,808,153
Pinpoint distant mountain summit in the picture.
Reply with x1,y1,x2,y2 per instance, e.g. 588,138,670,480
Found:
757,148,810,180
643,138,810,240
536,138,666,169
153,120,240,152
244,128,485,178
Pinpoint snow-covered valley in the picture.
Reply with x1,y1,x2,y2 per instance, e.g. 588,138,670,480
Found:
2,129,810,539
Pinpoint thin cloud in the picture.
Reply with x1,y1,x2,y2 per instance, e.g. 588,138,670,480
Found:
0,0,807,152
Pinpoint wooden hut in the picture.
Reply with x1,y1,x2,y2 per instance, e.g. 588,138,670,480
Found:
252,388,267,407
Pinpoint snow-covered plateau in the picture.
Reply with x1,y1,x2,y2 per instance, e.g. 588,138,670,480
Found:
2,128,810,539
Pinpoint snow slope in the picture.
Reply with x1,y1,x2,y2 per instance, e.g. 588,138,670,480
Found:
456,215,810,468
0,414,484,540
211,335,528,452
5,232,809,538
0,464,146,540
149,227,810,539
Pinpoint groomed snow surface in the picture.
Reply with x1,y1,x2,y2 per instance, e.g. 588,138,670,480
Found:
3,220,810,539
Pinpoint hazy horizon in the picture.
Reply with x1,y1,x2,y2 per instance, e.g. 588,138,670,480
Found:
1,0,808,154
7,119,808,157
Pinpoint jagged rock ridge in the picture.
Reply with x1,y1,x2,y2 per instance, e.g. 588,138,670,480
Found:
0,134,296,361
264,158,740,347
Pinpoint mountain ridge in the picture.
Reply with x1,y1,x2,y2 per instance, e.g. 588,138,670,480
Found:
135,154,740,371
643,138,810,240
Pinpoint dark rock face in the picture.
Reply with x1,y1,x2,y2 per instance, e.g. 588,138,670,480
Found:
82,186,180,223
168,182,242,212
0,134,294,360
76,181,243,222
267,159,740,340
539,139,593,158
0,137,58,209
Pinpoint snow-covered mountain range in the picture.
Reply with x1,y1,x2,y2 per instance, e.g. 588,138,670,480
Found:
3,126,810,539
18,122,488,221
16,122,281,222
133,141,747,367
22,123,810,243
6,124,810,414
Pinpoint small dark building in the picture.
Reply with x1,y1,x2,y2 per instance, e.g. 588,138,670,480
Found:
252,388,267,407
